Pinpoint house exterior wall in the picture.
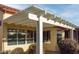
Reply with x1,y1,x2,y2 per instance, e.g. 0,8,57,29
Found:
3,23,36,52
44,27,65,52
3,21,66,53
3,13,13,20
44,27,59,52
0,5,19,52
1,12,16,52
61,30,65,40
0,11,3,52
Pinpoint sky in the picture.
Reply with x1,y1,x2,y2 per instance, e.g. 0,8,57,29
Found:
4,4,79,26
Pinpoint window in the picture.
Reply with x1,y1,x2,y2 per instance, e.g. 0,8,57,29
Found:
7,29,36,45
57,31,62,43
18,30,26,44
65,30,70,38
7,29,51,45
27,30,35,43
34,31,36,42
7,29,26,45
7,29,17,45
43,31,50,42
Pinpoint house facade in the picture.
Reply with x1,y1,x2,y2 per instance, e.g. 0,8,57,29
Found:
0,4,77,54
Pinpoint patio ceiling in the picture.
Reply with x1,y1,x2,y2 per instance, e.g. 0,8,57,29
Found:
4,12,54,28
5,19,54,28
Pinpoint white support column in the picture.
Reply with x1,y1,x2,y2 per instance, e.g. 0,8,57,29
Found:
36,16,43,54
70,30,74,40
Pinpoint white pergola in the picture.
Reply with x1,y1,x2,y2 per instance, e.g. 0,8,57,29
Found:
4,6,75,54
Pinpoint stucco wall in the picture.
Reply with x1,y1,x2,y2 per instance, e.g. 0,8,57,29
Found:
44,27,59,52
0,11,3,52
3,23,65,53
3,23,35,52
3,13,13,20
43,27,65,53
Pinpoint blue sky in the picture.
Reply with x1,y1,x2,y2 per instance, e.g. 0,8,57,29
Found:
4,4,79,26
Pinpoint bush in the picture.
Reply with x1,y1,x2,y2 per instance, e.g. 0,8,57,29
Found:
11,47,24,54
28,44,36,54
58,39,78,54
